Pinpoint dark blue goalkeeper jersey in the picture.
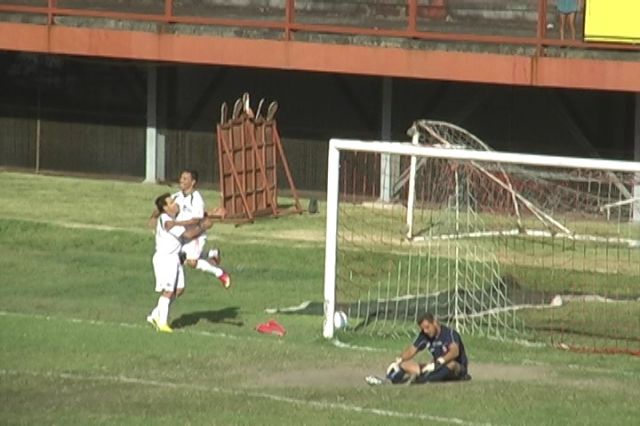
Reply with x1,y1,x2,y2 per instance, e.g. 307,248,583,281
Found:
413,325,468,370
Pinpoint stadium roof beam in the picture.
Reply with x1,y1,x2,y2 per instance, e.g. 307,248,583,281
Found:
0,21,639,93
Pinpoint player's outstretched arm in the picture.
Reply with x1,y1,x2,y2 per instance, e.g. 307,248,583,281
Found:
172,218,201,227
200,216,215,231
180,217,214,242
399,345,418,362
206,206,227,218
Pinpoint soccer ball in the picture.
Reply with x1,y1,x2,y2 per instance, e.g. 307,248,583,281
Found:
333,311,348,330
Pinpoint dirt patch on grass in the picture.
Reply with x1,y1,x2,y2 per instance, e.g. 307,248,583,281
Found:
247,362,552,388
249,365,377,388
248,362,629,391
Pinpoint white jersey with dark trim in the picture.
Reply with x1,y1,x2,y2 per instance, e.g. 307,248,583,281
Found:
155,213,186,255
173,190,205,222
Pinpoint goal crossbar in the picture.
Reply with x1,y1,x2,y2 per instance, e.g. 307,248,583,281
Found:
329,139,640,173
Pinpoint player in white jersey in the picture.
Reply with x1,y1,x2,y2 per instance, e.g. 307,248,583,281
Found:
171,170,230,288
147,193,214,333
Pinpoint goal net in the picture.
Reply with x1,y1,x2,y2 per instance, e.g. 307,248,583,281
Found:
323,121,640,356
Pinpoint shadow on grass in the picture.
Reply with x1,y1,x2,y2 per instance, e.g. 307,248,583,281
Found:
171,306,244,329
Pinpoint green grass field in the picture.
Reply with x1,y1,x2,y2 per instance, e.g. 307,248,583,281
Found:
1,171,639,425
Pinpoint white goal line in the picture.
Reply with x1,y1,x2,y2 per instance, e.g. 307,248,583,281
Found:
451,292,638,321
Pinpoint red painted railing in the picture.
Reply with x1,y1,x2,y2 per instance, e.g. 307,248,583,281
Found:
0,0,637,53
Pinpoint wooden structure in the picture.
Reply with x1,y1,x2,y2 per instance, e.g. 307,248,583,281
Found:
216,94,302,221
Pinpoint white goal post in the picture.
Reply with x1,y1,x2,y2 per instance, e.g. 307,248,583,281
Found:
323,137,640,339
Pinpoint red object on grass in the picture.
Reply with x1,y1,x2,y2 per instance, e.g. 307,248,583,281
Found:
256,319,287,336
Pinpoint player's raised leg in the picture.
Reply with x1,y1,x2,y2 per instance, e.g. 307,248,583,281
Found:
204,247,221,265
184,237,231,288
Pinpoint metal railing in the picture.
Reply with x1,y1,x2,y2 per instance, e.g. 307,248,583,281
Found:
0,0,638,54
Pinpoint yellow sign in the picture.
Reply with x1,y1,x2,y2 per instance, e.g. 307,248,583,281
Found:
584,0,640,44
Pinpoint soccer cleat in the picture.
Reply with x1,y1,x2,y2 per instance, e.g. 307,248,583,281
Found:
242,92,255,119
208,248,221,265
220,101,228,125
232,98,242,120
266,101,278,121
255,98,265,121
157,323,173,333
146,315,159,330
218,272,231,289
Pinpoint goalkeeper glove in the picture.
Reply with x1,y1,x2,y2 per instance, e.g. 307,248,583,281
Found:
422,357,446,374
386,359,406,383
422,363,435,374
386,358,402,375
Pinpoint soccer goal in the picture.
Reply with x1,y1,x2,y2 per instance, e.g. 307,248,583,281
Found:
323,121,640,356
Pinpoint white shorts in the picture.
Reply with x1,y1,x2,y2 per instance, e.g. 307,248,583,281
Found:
182,235,206,260
153,253,185,293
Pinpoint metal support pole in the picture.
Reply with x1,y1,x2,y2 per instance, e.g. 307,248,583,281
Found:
633,92,640,222
35,89,41,173
380,77,395,202
285,0,295,41
164,0,173,22
47,0,56,26
144,65,159,183
323,140,341,339
405,131,420,239
407,0,417,33
535,0,547,56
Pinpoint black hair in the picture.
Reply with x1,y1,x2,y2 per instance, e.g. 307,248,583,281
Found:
180,169,199,184
155,192,171,213
416,312,435,325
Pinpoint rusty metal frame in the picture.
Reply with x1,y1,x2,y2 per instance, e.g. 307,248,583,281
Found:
217,120,255,222
216,103,301,221
248,118,278,217
270,121,303,214
0,0,637,53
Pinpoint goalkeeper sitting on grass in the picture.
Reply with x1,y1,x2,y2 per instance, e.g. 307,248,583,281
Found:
386,312,471,384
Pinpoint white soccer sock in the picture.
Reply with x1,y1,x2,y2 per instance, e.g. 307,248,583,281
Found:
196,259,223,278
157,295,171,326
149,306,159,319
199,248,218,260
